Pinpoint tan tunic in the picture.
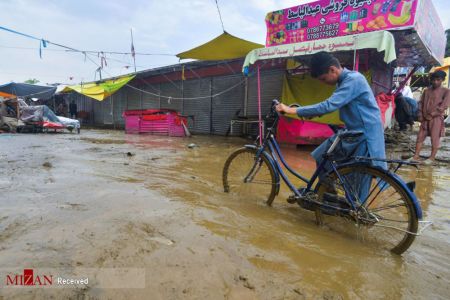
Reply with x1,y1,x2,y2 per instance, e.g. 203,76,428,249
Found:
417,86,450,146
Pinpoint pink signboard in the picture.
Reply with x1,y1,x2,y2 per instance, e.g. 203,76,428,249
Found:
266,0,418,47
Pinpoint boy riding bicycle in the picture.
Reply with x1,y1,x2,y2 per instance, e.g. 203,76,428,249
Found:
275,51,387,171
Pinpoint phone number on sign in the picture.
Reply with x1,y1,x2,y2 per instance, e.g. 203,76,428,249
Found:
306,23,340,40
307,30,339,40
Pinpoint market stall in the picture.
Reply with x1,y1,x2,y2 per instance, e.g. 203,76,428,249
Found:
0,84,80,133
243,0,445,145
0,92,22,132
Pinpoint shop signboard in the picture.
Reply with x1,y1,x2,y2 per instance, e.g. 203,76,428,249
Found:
266,0,419,46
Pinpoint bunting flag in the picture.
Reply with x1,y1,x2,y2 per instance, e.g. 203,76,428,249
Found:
39,39,47,59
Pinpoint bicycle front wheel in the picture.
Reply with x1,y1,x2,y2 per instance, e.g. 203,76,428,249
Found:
223,147,277,206
316,164,419,255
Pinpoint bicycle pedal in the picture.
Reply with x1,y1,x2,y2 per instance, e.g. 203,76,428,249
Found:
287,195,298,204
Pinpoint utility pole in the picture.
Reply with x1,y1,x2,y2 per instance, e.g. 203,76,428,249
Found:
131,28,137,73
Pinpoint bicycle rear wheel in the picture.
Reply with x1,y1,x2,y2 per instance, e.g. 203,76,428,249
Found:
223,147,277,206
316,164,419,255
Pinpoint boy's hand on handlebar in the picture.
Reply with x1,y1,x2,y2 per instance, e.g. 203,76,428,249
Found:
275,103,314,120
276,103,297,115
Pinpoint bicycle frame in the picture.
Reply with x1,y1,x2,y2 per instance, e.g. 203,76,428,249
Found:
253,116,359,214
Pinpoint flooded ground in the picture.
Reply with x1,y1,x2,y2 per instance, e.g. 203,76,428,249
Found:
0,129,449,299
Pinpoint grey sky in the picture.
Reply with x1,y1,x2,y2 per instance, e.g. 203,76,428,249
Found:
0,0,449,84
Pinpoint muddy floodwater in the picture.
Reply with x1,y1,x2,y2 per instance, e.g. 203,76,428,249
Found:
0,130,449,299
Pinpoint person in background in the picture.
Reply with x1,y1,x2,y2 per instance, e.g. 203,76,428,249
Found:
56,102,64,116
400,77,414,99
62,102,68,117
412,70,450,164
394,93,417,131
69,100,77,119
276,51,386,171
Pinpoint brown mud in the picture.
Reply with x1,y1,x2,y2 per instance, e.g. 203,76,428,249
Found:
0,130,449,299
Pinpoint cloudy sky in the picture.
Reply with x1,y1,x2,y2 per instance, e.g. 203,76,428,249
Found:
1,0,449,84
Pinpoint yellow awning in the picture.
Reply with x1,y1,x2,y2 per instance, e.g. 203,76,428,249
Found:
177,31,263,61
63,75,135,101
433,57,450,71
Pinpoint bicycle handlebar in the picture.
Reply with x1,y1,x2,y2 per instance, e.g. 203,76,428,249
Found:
271,99,300,109
271,99,343,133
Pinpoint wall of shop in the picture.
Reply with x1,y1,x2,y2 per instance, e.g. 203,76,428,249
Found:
65,62,285,136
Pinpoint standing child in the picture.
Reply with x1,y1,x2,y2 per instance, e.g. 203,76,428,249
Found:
412,70,450,163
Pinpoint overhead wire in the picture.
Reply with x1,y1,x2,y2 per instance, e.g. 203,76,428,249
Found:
1,25,258,101
214,0,226,32
65,49,175,56
0,44,175,56
0,25,177,79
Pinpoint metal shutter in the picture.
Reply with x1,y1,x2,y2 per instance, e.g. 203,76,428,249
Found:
141,83,160,109
113,89,125,126
126,86,141,110
182,78,211,134
102,96,113,124
160,82,183,112
92,98,103,125
211,74,245,135
79,94,94,124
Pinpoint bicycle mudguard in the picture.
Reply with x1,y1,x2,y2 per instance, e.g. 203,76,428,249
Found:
244,144,281,196
326,162,423,219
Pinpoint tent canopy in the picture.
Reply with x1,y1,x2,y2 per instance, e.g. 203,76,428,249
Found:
0,82,56,100
62,75,135,101
177,31,264,61
243,31,396,72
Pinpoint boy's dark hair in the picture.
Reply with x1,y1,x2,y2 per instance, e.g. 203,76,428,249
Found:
430,70,446,80
310,51,341,78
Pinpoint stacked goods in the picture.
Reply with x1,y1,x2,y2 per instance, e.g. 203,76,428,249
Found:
123,109,187,137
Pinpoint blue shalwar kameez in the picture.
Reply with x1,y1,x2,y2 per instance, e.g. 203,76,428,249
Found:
296,68,387,170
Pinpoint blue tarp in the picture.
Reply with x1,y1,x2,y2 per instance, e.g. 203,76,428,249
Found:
0,82,56,100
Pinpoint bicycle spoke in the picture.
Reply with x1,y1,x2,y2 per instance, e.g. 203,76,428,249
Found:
316,165,418,254
224,148,276,205
373,217,410,223
369,202,407,212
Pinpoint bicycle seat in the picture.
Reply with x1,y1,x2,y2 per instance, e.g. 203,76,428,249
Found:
337,130,364,139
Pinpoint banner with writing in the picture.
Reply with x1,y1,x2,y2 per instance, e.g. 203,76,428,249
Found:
243,31,397,71
265,0,418,47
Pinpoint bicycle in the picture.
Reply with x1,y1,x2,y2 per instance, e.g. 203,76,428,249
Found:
223,100,425,255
